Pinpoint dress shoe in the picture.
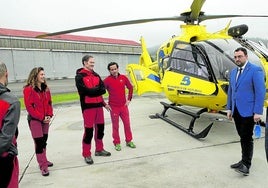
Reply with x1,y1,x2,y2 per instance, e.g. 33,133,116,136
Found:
95,150,111,156
84,157,94,164
230,161,242,169
235,164,249,176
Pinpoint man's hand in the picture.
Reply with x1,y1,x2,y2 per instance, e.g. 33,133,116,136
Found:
125,100,130,106
254,114,262,123
227,110,232,121
105,104,111,112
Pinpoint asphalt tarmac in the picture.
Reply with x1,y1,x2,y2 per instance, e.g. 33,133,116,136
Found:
12,83,268,188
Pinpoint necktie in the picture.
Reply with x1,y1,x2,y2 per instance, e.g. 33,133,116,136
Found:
236,68,242,81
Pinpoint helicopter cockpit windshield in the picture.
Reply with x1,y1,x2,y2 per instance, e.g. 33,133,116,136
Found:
199,39,263,81
242,39,268,61
167,39,263,82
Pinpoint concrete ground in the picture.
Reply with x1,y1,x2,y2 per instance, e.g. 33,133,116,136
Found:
16,94,268,188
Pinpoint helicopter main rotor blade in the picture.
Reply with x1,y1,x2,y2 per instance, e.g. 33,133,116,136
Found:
36,12,268,38
36,17,185,38
190,0,206,20
199,14,268,22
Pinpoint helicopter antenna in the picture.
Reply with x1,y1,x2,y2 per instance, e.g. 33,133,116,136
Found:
213,20,232,35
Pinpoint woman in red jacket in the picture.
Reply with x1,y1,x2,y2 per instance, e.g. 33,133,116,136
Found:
23,67,53,176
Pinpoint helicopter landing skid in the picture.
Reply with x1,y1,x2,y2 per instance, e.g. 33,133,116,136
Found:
149,102,213,139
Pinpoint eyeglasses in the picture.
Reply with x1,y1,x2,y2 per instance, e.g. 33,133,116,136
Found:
234,55,245,59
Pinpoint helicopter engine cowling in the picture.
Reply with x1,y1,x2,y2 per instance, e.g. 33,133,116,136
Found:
228,24,248,37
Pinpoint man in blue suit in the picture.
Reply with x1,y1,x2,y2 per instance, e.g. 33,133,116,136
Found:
227,47,266,176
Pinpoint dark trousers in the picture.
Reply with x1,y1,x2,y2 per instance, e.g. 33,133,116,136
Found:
0,154,14,188
265,124,268,162
233,107,254,168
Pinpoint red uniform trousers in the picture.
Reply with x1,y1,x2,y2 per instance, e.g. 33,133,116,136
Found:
82,107,104,157
110,105,133,145
29,120,49,138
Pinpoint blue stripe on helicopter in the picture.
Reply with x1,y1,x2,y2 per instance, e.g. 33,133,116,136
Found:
147,74,160,83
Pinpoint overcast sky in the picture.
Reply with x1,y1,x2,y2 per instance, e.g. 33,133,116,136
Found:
1,0,268,47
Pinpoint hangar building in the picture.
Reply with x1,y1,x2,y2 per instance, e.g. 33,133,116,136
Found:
0,28,141,82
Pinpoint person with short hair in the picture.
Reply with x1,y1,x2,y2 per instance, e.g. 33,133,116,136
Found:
75,55,111,165
0,61,20,187
227,47,266,176
104,62,136,151
23,67,54,176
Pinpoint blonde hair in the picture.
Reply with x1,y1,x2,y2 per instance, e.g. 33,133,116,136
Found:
24,67,47,88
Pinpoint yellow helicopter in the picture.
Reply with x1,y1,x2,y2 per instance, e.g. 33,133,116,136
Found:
37,0,268,139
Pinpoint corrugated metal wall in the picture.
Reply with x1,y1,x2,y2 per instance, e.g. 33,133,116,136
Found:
0,36,141,82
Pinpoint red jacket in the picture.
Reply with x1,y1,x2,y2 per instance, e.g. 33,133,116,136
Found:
104,74,133,107
23,85,53,121
75,68,106,111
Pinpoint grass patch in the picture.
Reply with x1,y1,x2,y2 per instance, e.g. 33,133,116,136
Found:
52,92,79,104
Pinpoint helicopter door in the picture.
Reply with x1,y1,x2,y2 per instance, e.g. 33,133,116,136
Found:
127,64,162,95
164,42,217,96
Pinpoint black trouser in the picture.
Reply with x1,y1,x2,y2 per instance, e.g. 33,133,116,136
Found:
0,154,14,187
265,125,268,163
83,124,104,144
233,107,254,168
34,134,48,154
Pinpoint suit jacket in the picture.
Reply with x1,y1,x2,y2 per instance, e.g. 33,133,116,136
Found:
227,62,266,117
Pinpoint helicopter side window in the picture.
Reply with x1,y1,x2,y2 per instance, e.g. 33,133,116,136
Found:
196,56,208,77
206,51,235,81
169,49,187,71
170,58,179,69
169,45,209,79
184,60,198,74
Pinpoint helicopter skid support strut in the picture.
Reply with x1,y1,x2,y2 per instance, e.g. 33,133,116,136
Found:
150,102,213,139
